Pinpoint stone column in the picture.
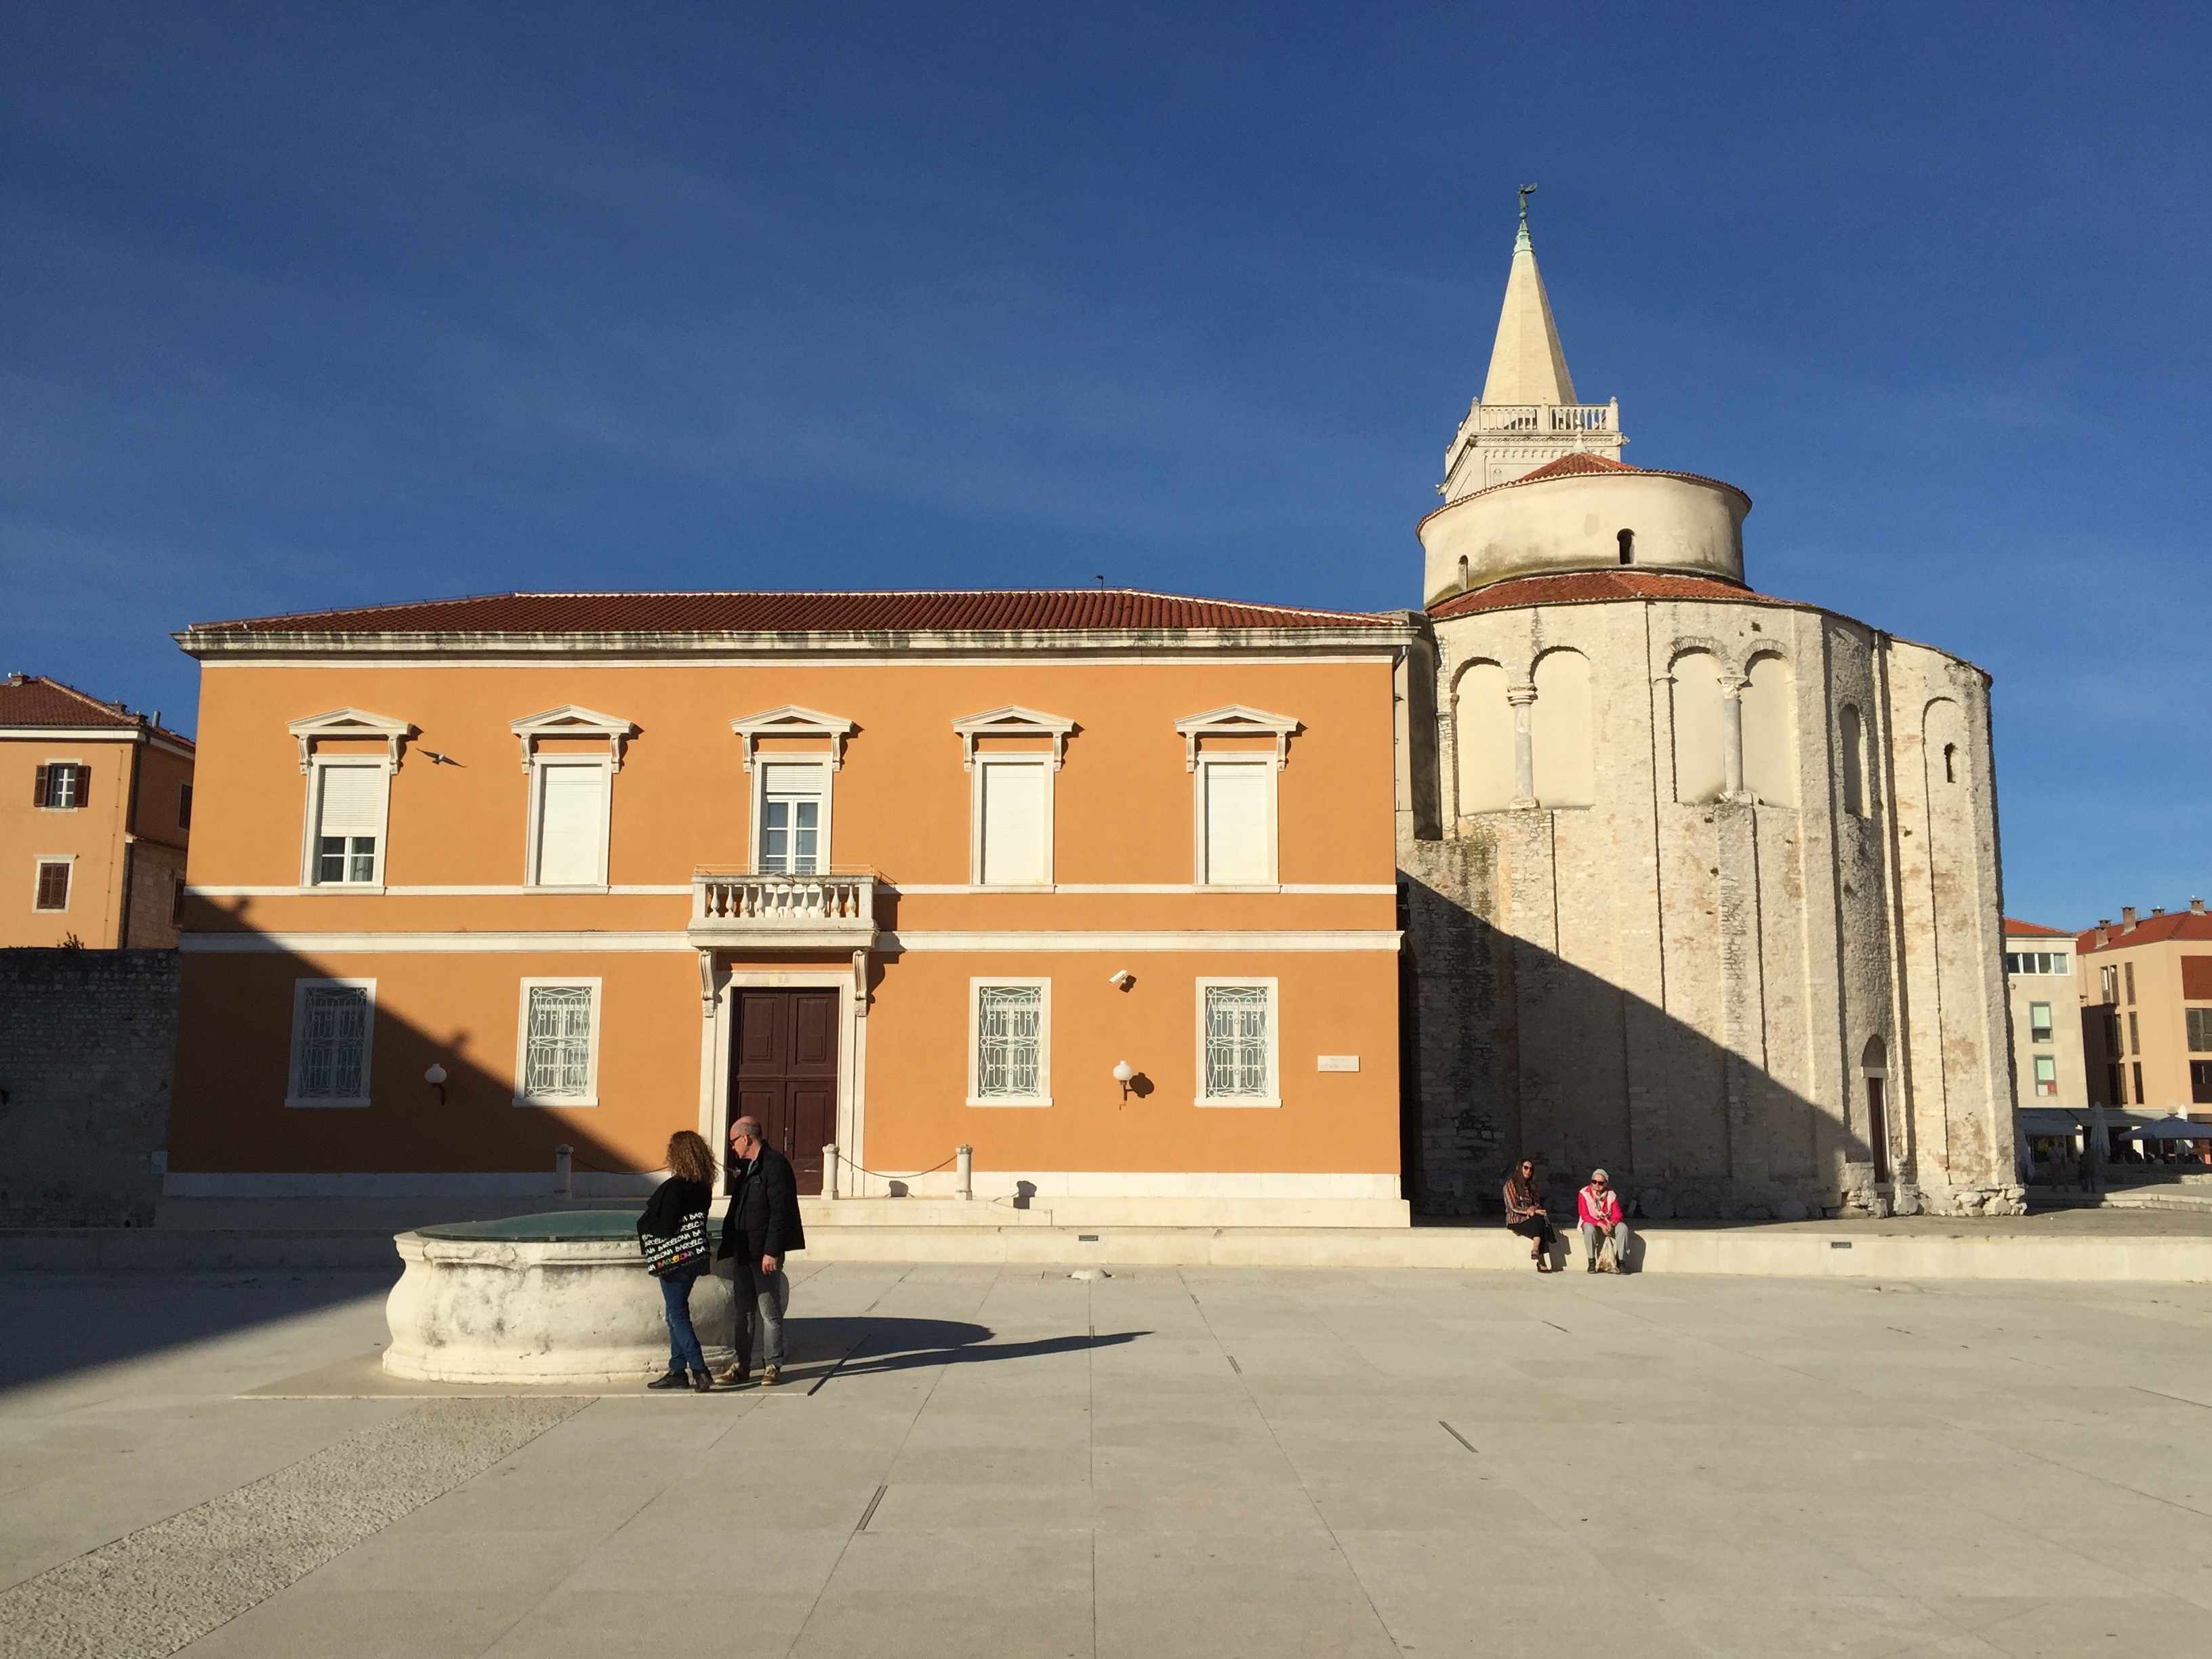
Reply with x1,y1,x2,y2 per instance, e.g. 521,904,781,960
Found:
1507,683,1538,809
1721,674,1750,802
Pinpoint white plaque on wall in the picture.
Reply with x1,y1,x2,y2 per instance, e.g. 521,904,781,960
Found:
1315,1054,1359,1073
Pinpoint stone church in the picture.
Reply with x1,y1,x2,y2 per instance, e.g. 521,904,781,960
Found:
1397,205,2024,1220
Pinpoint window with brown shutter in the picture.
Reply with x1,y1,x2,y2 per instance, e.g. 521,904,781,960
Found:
33,763,87,809
2183,957,2212,1000
34,861,70,911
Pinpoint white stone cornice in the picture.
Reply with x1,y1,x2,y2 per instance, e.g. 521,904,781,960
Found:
729,704,858,772
508,704,639,772
950,705,1078,771
284,708,415,773
1172,704,1301,772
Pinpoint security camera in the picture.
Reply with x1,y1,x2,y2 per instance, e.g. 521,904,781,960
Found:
1107,969,1133,989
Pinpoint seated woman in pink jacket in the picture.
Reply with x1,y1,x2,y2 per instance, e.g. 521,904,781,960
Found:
1576,1170,1633,1273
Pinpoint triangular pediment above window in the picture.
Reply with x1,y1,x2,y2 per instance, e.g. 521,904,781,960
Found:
951,705,1078,770
1172,704,1301,772
285,708,417,774
730,705,859,772
508,705,641,772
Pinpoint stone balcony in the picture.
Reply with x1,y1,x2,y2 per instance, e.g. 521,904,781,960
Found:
688,868,880,951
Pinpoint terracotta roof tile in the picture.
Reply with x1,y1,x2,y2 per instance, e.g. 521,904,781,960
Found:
188,588,1400,638
1444,456,1751,510
1429,569,1788,619
1519,452,1639,479
2076,913,2212,953
2004,918,2074,938
0,674,191,744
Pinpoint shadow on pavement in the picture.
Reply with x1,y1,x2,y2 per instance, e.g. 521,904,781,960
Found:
0,1267,397,1395
787,1316,1149,1378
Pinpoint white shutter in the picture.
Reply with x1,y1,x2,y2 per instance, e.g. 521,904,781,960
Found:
1204,763,1270,884
981,763,1047,884
760,764,823,799
536,766,607,885
316,766,383,836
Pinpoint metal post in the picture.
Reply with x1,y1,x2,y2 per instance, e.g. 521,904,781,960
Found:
823,1142,840,1200
958,1144,973,1200
554,1144,573,1199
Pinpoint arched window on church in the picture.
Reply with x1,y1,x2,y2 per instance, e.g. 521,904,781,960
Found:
1839,703,1866,817
1531,649,1595,808
1861,1035,1891,1184
1452,661,1515,815
1617,529,1635,565
1740,652,1796,806
1942,742,1958,784
1671,651,1727,804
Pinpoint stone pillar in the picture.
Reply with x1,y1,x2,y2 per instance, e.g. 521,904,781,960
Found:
1507,683,1538,809
1721,674,1750,802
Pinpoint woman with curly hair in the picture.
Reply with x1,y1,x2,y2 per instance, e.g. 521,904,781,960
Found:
639,1130,718,1391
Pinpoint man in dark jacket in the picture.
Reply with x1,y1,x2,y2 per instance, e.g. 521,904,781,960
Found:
716,1115,806,1386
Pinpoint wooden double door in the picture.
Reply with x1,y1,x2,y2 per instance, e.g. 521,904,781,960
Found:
731,989,838,1196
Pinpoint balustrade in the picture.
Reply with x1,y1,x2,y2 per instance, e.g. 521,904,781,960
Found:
689,869,879,943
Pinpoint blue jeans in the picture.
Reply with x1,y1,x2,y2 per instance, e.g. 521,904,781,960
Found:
659,1268,707,1374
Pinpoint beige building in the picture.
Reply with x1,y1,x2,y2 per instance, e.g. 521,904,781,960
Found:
2005,918,2085,1111
1397,207,2022,1220
1,674,194,949
2075,903,2212,1115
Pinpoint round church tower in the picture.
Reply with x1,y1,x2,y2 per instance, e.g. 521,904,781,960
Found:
1399,203,2023,1221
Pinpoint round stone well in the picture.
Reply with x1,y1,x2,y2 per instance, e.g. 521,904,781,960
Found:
384,1211,736,1385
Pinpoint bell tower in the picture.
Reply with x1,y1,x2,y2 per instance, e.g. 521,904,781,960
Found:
1438,188,1627,500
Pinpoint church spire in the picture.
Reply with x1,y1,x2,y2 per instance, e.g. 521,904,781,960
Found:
1437,190,1624,500
1481,184,1577,407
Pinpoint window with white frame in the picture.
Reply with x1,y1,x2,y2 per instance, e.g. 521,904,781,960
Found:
33,762,89,809
977,758,1050,885
531,762,611,886
308,763,387,886
515,979,600,1106
1197,979,1279,1105
33,858,73,912
287,979,375,1107
968,979,1050,1105
1199,760,1274,885
510,705,635,888
757,763,827,874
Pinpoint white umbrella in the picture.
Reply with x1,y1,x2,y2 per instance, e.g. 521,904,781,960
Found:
2117,1115,2207,1140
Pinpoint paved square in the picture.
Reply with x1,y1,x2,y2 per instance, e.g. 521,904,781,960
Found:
4,1262,2211,1658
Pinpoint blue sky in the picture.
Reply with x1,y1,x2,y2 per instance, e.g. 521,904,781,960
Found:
3,3,2205,926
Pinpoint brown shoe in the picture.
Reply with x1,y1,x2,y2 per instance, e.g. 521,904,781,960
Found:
760,1364,781,1387
714,1365,750,1388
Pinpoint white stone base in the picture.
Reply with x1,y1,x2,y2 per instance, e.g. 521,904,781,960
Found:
383,1231,736,1385
803,1194,1410,1228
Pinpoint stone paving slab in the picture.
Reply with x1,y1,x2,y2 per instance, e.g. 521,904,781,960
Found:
4,1263,2211,1657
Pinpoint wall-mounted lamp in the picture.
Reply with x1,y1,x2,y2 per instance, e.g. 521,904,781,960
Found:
424,1063,448,1105
1112,1060,1135,1101
1107,968,1134,991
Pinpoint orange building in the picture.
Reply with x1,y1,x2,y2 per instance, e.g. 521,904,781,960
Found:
2076,903,2212,1114
1,674,195,949
167,590,1419,1225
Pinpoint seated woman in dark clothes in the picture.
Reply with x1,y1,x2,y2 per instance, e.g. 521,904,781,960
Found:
1503,1159,1556,1272
638,1130,717,1391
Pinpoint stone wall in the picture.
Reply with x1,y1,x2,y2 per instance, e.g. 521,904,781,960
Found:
0,949,178,1226
1401,596,2025,1220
